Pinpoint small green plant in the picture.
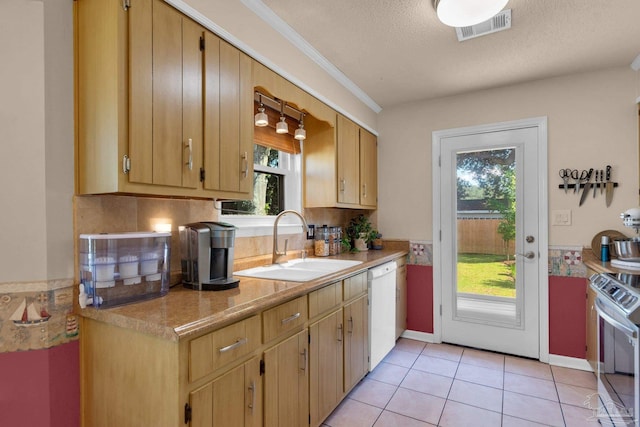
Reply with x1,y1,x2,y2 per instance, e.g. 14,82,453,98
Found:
346,214,378,250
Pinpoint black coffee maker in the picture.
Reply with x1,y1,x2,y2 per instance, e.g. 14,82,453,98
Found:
179,222,240,291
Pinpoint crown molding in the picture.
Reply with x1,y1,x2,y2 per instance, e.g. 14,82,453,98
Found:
239,0,382,114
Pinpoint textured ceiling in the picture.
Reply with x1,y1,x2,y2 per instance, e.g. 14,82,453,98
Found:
259,0,640,109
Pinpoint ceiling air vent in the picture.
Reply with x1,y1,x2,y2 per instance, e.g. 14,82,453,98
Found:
455,9,511,42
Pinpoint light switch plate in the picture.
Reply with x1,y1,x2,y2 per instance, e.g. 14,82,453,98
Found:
552,209,571,226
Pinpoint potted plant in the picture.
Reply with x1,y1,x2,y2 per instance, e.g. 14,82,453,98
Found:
346,214,377,251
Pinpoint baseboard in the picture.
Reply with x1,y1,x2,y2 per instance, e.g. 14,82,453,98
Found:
548,354,592,372
400,330,435,343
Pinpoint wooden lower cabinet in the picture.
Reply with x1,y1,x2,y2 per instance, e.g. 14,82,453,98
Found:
263,329,309,427
309,309,344,427
395,256,407,339
343,294,369,393
81,269,380,427
586,270,598,372
189,356,262,427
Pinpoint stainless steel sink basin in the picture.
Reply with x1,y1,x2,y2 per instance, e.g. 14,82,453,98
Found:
234,258,363,282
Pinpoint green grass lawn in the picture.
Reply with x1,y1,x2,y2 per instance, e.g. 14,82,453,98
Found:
457,253,515,298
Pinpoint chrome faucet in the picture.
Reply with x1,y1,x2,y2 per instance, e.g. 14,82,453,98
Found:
272,210,308,264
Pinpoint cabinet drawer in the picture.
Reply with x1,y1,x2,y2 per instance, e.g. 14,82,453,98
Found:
309,281,342,319
263,296,308,343
343,271,367,301
189,315,261,383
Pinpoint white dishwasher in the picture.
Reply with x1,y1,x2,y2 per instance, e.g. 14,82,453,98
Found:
368,261,397,371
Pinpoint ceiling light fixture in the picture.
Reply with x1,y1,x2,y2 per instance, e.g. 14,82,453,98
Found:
254,93,268,127
433,0,509,28
294,113,306,141
276,101,288,134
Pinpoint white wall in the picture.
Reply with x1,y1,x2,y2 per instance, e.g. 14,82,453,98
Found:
378,67,638,246
0,0,48,282
0,0,74,282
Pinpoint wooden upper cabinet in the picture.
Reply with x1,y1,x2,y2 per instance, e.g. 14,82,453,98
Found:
203,34,253,198
337,115,360,205
143,0,203,189
359,128,377,208
304,113,378,209
76,0,251,199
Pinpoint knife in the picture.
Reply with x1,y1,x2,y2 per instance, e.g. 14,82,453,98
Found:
600,169,604,195
593,170,598,198
579,168,594,206
605,165,614,207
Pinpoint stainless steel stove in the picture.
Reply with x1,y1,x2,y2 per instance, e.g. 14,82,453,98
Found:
591,272,640,324
589,272,640,426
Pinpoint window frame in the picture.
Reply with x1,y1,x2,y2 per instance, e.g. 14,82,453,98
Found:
219,145,303,237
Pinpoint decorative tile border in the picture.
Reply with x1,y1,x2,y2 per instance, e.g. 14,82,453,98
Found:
0,279,78,353
408,241,587,278
548,245,587,278
408,240,433,266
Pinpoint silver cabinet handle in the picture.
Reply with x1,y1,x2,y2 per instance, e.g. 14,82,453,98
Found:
300,348,307,372
241,152,248,178
247,380,256,412
218,337,248,353
515,251,535,259
340,179,345,192
185,138,193,170
348,316,353,334
337,323,343,342
281,312,301,325
362,183,367,198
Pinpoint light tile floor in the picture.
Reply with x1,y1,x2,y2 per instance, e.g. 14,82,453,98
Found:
323,338,602,427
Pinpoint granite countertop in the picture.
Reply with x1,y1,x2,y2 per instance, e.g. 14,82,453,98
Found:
80,249,408,342
583,248,640,275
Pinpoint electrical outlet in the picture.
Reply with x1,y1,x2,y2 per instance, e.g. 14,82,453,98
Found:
552,209,571,226
307,224,315,239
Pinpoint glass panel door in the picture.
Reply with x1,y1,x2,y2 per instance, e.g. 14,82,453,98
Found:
455,147,521,327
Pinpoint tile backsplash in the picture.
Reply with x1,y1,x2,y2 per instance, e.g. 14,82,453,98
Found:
74,195,372,280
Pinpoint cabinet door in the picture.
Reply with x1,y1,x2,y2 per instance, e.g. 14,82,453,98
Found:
344,294,369,393
586,282,597,372
309,310,343,426
264,330,309,427
151,0,183,187
337,115,359,205
128,0,153,185
143,0,202,189
204,35,253,197
181,17,204,189
359,129,377,208
189,356,262,427
396,259,407,340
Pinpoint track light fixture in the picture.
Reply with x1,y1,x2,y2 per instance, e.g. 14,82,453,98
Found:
254,94,268,127
276,100,288,134
294,112,306,141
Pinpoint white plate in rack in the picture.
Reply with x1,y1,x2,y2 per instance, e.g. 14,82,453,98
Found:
610,259,640,270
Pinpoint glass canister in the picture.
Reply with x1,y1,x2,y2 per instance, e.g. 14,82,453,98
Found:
328,226,337,255
314,226,329,256
336,227,343,254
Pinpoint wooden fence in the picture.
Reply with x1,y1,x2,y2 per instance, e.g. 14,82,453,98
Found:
457,218,515,256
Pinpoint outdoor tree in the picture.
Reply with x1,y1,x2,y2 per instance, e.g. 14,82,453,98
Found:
457,149,516,259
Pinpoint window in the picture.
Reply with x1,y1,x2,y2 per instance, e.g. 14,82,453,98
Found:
220,144,301,235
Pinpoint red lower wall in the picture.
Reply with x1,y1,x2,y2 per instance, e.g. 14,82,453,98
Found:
549,276,587,359
405,264,587,360
0,341,79,427
407,264,434,333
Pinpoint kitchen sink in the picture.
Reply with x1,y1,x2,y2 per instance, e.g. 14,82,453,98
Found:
234,258,363,282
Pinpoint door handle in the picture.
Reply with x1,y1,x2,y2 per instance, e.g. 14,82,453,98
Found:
515,251,535,259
